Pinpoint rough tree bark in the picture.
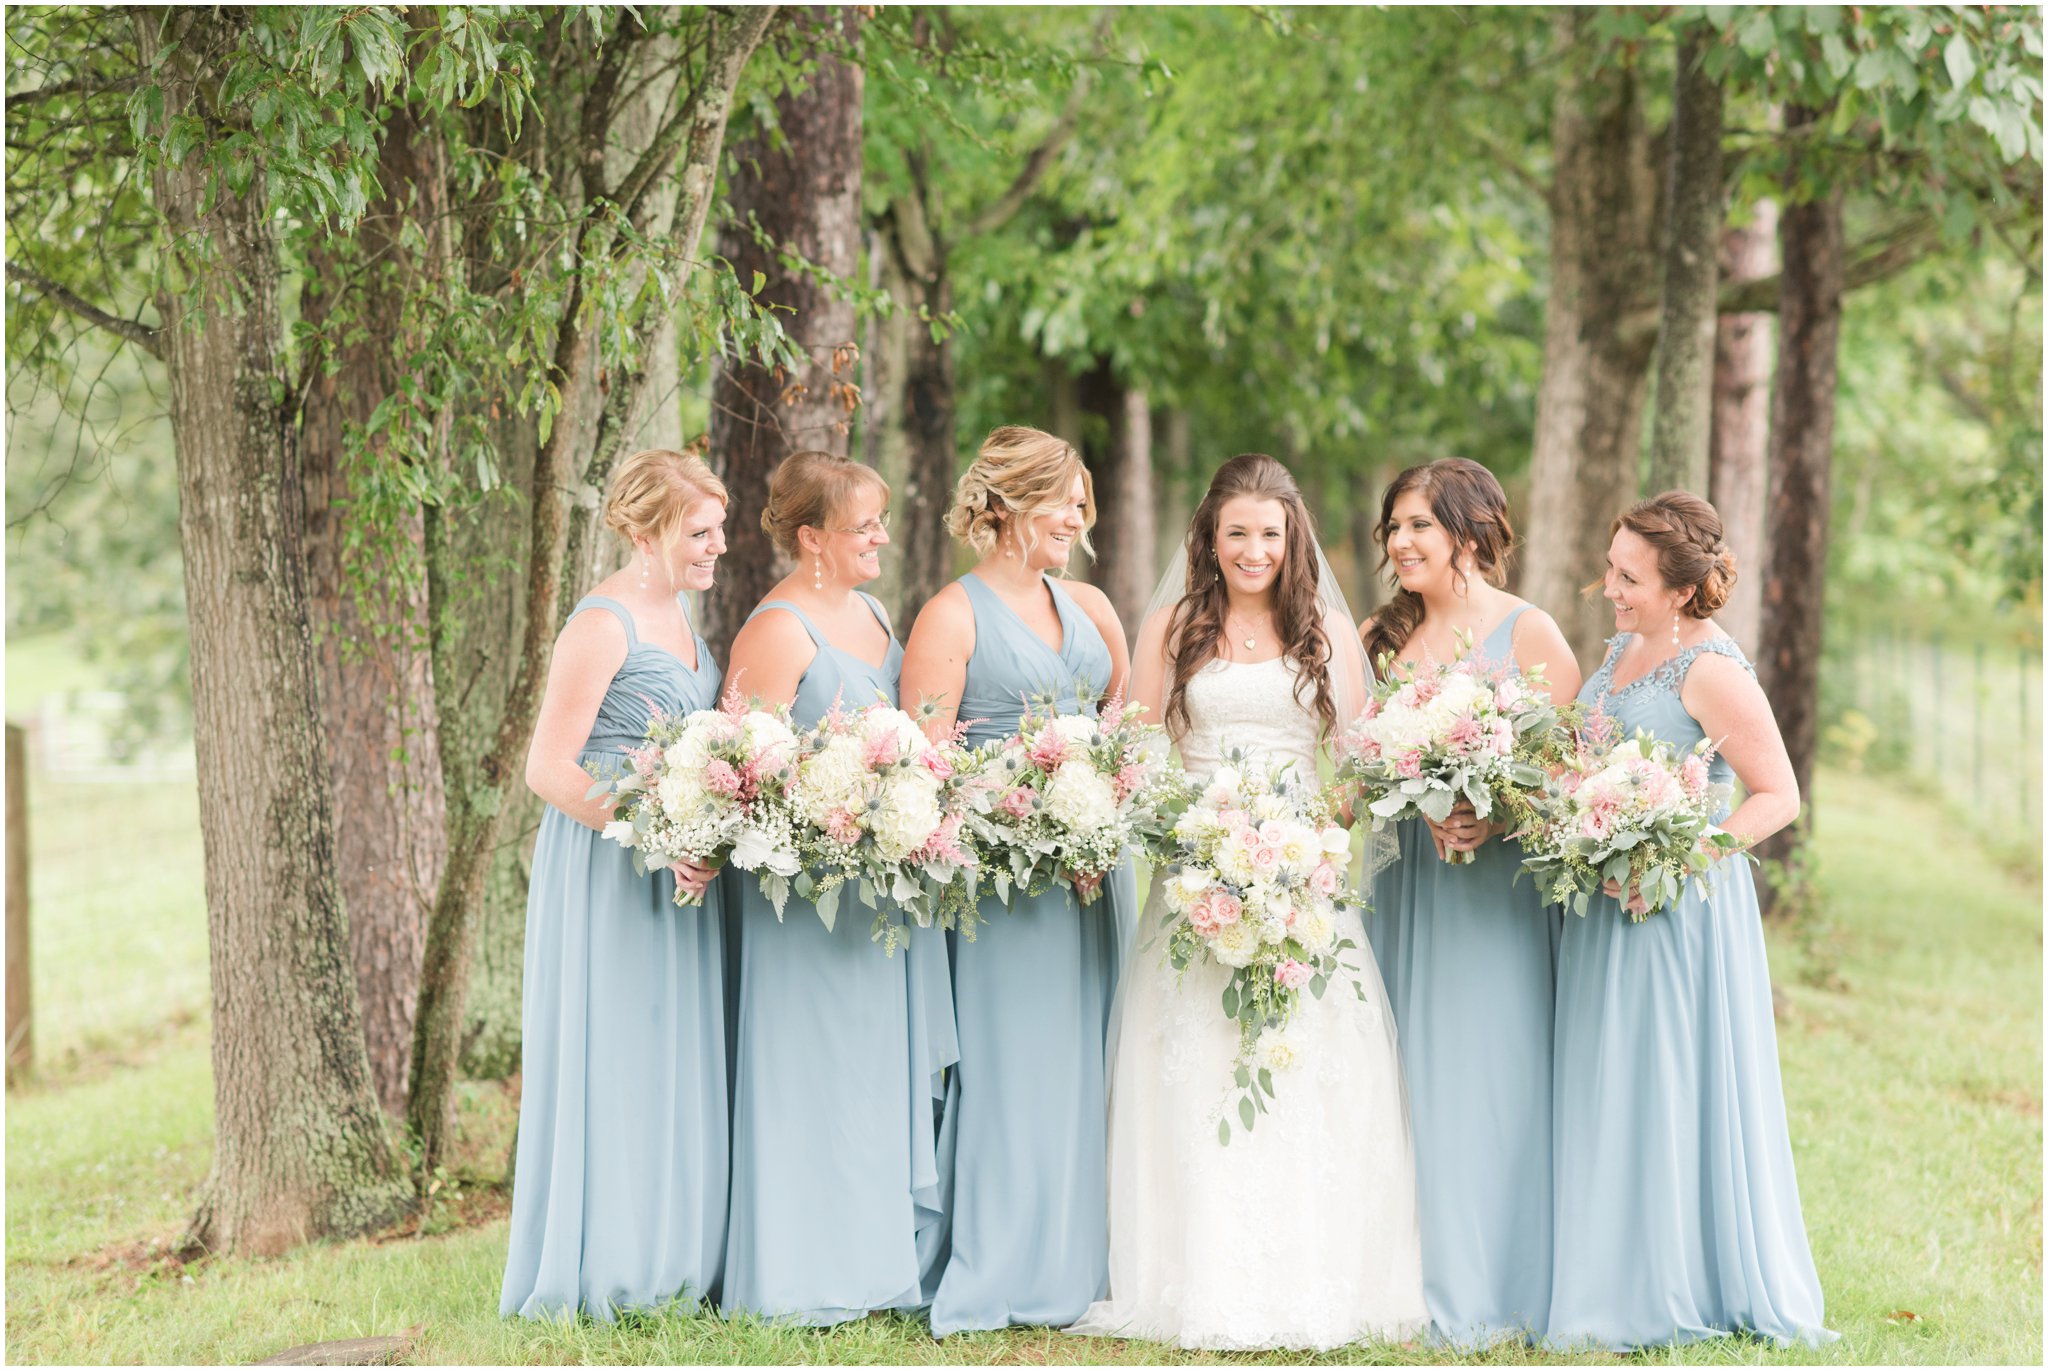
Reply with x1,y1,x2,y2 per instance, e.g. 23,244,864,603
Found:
1709,200,1778,653
705,7,865,662
1754,107,1844,905
300,101,450,1116
1519,14,1661,667
408,6,775,1175
1645,26,1724,496
141,9,413,1252
1076,362,1157,636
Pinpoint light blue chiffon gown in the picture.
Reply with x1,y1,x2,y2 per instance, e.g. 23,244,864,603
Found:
1546,634,1833,1351
501,596,728,1321
720,593,959,1325
1366,606,1558,1348
928,571,1131,1338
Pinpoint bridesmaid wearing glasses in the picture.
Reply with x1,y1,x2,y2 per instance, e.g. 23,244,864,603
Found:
901,426,1132,1338
720,451,956,1325
1546,492,1831,1351
501,448,731,1321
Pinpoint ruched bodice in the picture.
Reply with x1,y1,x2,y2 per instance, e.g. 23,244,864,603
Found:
572,595,720,765
955,572,1113,745
1175,657,1322,781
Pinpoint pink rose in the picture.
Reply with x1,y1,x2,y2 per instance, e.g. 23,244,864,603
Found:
703,759,742,797
1495,677,1524,709
1274,958,1312,990
1396,751,1424,780
920,748,955,780
1447,716,1484,752
999,786,1037,820
1412,674,1441,705
1310,861,1341,897
1188,890,1226,935
1492,718,1515,754
1211,891,1243,926
916,814,968,865
1250,842,1282,874
1258,819,1290,848
1359,695,1382,722
1679,754,1709,797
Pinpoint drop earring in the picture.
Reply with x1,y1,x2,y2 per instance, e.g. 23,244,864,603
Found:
813,557,823,590
638,548,651,590
1671,611,1682,650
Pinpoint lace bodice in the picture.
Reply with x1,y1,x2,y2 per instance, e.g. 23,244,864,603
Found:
1175,657,1323,781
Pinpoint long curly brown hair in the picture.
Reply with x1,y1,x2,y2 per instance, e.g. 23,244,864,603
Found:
1361,458,1517,674
1163,454,1337,743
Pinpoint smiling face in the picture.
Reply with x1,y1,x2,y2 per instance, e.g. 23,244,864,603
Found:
1018,470,1090,572
1383,488,1468,596
659,495,728,592
816,483,890,587
1602,525,1689,631
1214,494,1288,599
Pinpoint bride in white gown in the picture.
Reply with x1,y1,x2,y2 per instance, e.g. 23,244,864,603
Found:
1068,455,1428,1351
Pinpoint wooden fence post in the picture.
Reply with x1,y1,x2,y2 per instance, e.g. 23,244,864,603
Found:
6,721,29,1084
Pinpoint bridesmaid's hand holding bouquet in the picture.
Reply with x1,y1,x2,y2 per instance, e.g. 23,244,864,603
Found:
1337,638,1578,864
1519,712,1747,920
595,691,803,908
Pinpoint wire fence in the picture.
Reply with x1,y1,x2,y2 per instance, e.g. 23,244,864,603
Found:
1830,619,2041,858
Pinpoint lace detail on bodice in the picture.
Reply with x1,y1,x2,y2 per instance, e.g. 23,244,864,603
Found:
1586,632,1756,709
1175,658,1323,781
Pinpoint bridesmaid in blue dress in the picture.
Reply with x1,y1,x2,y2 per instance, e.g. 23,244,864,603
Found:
1358,460,1580,1348
1547,491,1832,1351
901,425,1133,1338
501,449,732,1321
719,451,957,1325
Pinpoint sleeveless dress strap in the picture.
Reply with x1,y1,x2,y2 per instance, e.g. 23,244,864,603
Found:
573,595,638,649
856,590,894,639
1481,604,1533,662
1676,635,1758,682
748,598,826,645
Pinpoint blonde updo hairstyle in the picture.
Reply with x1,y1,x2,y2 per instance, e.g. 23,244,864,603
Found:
944,425,1095,565
603,447,729,550
1611,490,1737,618
759,450,890,559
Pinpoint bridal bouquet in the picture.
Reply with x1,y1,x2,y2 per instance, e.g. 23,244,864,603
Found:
1336,641,1576,863
964,692,1186,913
791,698,984,948
1518,713,1746,920
595,693,803,908
1158,750,1360,1144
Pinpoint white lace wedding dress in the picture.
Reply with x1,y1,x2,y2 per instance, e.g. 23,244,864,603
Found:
1067,656,1429,1351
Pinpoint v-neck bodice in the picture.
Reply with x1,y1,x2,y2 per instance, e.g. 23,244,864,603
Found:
954,572,1112,745
747,593,904,728
572,595,720,766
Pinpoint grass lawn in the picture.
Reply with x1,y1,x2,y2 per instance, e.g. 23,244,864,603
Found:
3,765,2040,1364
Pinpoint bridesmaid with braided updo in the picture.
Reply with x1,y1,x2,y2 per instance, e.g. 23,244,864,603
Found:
1546,492,1832,1352
900,425,1133,1338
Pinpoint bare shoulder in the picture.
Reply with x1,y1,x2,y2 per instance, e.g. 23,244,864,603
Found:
1060,577,1117,621
910,581,974,635
558,601,630,662
1357,614,1377,640
729,603,813,656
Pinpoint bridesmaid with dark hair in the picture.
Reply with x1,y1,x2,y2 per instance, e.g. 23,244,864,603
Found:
1358,458,1580,1349
1546,491,1831,1352
501,448,731,1321
900,425,1132,1338
719,450,956,1326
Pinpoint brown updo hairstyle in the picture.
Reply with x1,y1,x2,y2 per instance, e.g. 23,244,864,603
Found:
1164,454,1337,743
1361,458,1517,673
943,425,1095,565
603,447,729,548
759,449,890,560
1607,490,1737,617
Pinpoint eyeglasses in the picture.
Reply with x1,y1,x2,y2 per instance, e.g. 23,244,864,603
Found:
830,512,891,537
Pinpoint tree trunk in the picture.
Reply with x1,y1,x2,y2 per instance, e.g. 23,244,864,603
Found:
893,262,957,629
1645,27,1724,496
407,7,773,1175
705,6,865,661
1520,16,1661,667
862,229,911,619
300,104,450,1117
1754,110,1844,906
1076,362,1155,636
1709,200,1777,653
143,9,412,1254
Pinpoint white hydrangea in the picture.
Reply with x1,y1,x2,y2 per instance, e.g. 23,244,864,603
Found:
657,769,710,819
798,734,867,825
740,709,798,765
872,771,943,862
1043,763,1117,833
1047,713,1099,745
1209,917,1260,968
866,709,928,764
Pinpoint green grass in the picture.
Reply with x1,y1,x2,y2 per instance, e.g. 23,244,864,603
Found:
4,767,2040,1364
